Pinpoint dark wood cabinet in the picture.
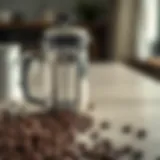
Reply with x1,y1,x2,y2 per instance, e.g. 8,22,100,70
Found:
0,0,118,61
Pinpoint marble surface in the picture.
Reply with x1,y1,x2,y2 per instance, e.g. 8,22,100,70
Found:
2,62,160,159
88,63,160,160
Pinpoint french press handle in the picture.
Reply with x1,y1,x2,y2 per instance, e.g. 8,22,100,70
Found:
21,54,45,106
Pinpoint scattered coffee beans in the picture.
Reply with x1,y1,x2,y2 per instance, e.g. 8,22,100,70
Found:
0,109,152,160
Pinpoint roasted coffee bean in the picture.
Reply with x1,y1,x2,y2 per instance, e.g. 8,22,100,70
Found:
78,143,92,158
15,144,25,153
100,121,110,130
2,152,21,160
22,139,33,153
101,154,116,160
23,119,34,129
44,156,53,160
63,148,80,160
122,125,132,134
156,156,160,160
131,150,144,160
115,149,125,158
77,143,87,153
1,111,12,122
76,115,93,132
136,129,147,140
91,139,113,158
31,135,40,149
92,141,109,157
102,139,113,151
90,131,99,140
27,152,43,160
62,156,73,160
119,145,133,155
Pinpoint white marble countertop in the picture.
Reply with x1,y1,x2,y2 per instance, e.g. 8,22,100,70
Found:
88,63,160,160
1,62,160,159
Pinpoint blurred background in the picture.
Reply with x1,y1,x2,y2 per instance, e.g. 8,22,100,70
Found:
0,0,159,78
0,1,160,159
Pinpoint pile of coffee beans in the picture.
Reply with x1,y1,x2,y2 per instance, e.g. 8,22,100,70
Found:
0,109,153,160
0,110,96,160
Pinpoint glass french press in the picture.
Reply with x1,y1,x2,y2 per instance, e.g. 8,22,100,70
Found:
24,14,91,111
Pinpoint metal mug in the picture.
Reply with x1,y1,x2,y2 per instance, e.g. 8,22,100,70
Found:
0,44,24,103
0,43,44,106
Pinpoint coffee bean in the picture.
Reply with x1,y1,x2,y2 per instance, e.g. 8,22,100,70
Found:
15,144,25,153
115,149,125,158
28,152,43,160
44,156,53,160
100,121,110,130
64,148,81,160
63,156,73,160
77,143,87,153
90,131,99,140
122,125,132,134
131,150,144,160
93,139,112,156
31,135,40,149
101,154,116,160
102,139,113,151
1,111,12,122
119,145,133,155
76,115,93,133
136,129,147,140
155,156,160,160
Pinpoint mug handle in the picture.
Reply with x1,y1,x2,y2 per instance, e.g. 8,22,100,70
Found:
21,54,45,106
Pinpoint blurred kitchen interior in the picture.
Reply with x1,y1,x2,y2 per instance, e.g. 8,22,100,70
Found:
0,0,159,80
